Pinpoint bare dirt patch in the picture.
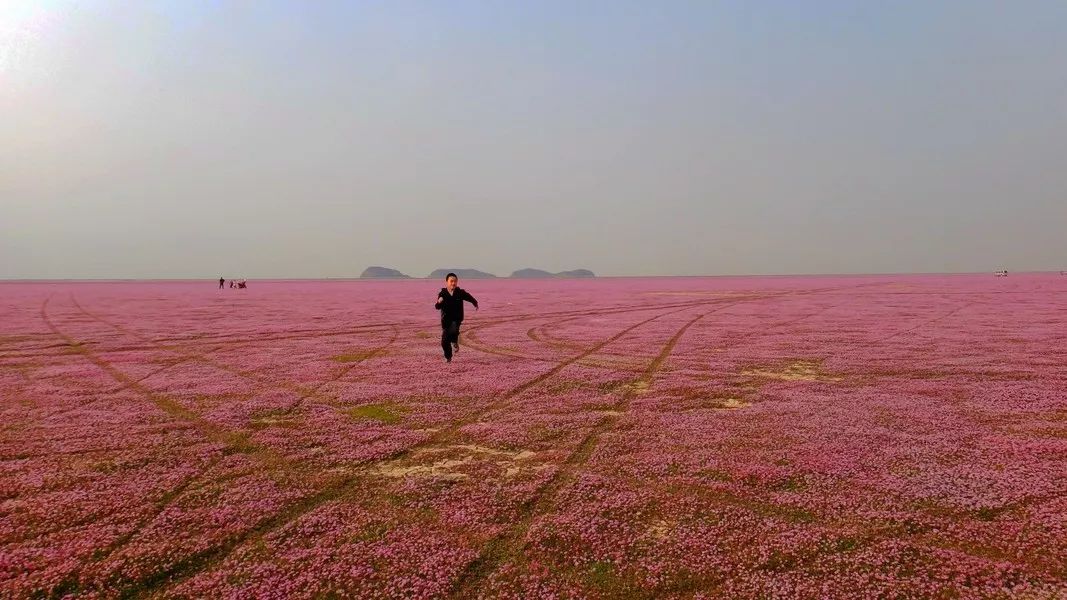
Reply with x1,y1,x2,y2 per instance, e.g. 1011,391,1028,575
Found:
648,519,672,541
616,380,651,395
717,398,750,409
332,349,387,363
741,359,842,382
250,414,299,429
373,444,538,480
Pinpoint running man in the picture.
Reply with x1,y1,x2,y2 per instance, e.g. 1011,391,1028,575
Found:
435,273,478,362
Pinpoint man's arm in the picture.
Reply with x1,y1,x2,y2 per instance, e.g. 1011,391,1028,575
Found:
434,290,445,308
462,290,478,309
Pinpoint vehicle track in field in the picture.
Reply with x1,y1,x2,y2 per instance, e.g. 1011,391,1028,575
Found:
461,320,650,372
66,295,351,404
871,301,977,345
526,321,586,350
143,285,876,597
39,296,299,597
64,294,735,399
459,294,769,369
448,308,710,598
34,283,883,597
276,325,400,416
131,301,714,597
36,345,230,422
707,297,1042,585
447,290,860,596
40,297,287,464
31,291,667,578
139,294,768,349
468,297,1007,597
460,280,891,369
65,291,794,411
37,297,397,598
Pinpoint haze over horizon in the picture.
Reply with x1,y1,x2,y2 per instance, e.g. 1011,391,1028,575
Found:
2,1,1065,279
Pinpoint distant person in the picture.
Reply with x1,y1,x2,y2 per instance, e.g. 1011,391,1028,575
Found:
435,273,478,363
229,280,235,288
237,279,247,289
219,277,225,289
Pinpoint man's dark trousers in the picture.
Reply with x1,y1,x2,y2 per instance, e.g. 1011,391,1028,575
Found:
442,320,460,361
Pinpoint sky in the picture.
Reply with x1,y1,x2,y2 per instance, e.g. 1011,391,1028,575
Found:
1,1,1065,278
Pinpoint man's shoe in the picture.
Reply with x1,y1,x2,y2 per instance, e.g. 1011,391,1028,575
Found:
452,342,459,353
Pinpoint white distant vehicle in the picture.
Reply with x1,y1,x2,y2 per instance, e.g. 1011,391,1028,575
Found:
994,270,1008,277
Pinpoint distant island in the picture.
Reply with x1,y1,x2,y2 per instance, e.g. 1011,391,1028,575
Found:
360,266,411,279
510,268,596,279
363,267,596,279
556,269,596,278
511,268,554,278
428,268,497,279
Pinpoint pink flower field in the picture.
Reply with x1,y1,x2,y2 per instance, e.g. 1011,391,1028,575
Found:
2,275,1065,599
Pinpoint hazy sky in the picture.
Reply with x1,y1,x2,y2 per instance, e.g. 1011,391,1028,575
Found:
2,1,1065,278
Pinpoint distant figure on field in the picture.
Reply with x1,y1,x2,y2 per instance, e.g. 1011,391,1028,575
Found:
219,277,225,289
435,273,478,363
229,280,235,288
237,279,247,289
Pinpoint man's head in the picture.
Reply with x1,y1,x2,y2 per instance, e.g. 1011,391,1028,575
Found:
445,273,458,291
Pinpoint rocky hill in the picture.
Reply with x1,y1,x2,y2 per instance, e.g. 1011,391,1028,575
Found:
360,266,411,279
556,269,596,278
510,268,555,278
509,268,596,278
428,268,497,279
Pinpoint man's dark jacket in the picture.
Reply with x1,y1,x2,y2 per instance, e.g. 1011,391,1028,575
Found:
436,288,478,323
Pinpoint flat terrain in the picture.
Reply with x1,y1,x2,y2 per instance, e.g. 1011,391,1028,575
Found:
2,275,1065,598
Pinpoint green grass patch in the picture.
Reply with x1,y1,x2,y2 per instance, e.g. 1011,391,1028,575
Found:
588,561,619,588
834,537,859,553
584,561,644,596
347,404,405,424
772,476,807,492
699,468,733,482
351,522,389,543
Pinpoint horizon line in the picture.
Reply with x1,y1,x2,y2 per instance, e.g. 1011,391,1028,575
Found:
2,269,1059,283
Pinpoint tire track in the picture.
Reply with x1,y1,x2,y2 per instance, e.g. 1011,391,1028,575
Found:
41,298,283,462
871,302,976,345
141,294,814,597
526,322,585,351
448,285,889,595
142,294,756,349
40,347,229,422
460,294,769,369
462,324,646,372
43,452,228,598
40,283,886,597
37,297,390,598
67,295,354,405
278,325,400,415
132,302,708,597
448,309,710,597
41,294,682,597
37,296,399,593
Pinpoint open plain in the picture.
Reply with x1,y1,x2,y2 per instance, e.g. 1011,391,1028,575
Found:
2,275,1065,598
